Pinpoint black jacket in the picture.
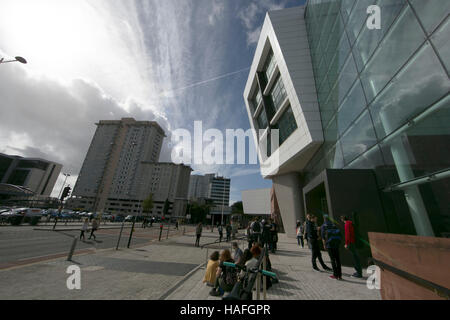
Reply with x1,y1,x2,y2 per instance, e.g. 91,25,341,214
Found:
306,220,318,240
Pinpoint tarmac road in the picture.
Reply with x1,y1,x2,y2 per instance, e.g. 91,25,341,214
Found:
0,225,183,269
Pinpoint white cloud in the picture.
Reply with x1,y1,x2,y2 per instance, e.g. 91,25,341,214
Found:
0,0,263,199
209,0,225,25
238,0,289,45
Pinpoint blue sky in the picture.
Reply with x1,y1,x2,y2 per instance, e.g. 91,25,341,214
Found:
0,0,305,204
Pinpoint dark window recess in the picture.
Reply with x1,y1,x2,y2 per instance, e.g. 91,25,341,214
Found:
274,106,298,146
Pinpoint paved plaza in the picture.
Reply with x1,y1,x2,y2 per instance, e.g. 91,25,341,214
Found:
0,227,380,300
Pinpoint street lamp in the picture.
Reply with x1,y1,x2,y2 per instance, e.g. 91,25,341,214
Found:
0,56,27,65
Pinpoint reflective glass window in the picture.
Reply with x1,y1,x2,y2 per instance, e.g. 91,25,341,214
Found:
410,0,450,35
341,110,378,164
250,89,262,115
340,0,356,25
346,0,375,46
353,0,406,72
325,142,345,169
431,17,450,72
379,96,450,183
369,42,450,139
332,53,358,106
336,80,367,136
323,115,338,150
346,144,385,171
270,75,288,111
360,6,426,103
257,110,268,130
275,106,298,146
264,51,277,82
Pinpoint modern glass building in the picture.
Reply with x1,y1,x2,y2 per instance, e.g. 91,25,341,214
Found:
244,0,449,252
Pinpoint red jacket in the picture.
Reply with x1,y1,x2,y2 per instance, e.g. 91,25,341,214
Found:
344,220,355,246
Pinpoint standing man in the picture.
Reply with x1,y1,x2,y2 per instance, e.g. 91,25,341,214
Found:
340,216,362,278
269,218,278,253
195,222,203,247
306,215,332,272
250,218,262,244
226,224,232,242
218,224,223,242
296,220,305,248
321,216,342,280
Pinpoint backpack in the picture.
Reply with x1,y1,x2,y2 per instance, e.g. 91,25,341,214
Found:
224,265,238,286
325,225,341,248
251,221,261,233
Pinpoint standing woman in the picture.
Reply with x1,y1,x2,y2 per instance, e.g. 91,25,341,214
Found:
80,218,89,241
89,218,99,240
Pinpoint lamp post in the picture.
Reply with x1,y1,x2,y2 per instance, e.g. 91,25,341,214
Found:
0,56,27,65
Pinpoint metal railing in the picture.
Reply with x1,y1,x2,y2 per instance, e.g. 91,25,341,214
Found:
201,234,247,265
222,246,277,301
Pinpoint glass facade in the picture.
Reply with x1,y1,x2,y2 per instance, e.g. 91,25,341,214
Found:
305,0,450,237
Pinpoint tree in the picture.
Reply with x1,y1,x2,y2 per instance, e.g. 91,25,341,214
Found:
142,194,154,216
231,201,244,214
162,198,170,219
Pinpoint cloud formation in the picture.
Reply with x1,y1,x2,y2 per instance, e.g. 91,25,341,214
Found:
0,0,283,201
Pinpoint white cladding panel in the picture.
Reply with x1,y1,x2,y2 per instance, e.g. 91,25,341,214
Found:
242,188,271,216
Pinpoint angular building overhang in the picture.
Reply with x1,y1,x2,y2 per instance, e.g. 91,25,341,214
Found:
243,6,323,179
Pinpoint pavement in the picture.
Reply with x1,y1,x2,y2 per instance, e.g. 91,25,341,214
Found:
0,227,381,300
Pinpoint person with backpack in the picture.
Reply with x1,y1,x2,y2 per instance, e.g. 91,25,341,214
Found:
321,216,342,280
261,219,271,249
226,224,232,242
306,215,332,272
218,224,223,242
340,216,362,278
209,249,238,296
250,218,262,244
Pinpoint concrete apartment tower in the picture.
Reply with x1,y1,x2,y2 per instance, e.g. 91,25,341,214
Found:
72,118,165,212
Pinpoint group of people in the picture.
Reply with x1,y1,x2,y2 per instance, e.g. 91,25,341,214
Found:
79,218,99,241
246,217,278,253
297,214,363,280
203,241,270,297
217,223,233,242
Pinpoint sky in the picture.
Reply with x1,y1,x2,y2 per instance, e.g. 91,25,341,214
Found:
0,0,305,205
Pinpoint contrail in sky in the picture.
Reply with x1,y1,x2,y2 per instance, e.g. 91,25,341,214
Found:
161,66,251,96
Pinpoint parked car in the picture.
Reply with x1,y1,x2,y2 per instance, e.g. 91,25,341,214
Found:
113,215,125,222
125,215,135,222
101,213,113,221
24,208,44,217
